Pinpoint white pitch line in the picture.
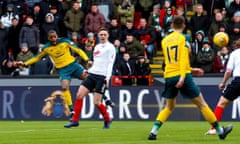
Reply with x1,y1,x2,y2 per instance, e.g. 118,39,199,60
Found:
0,129,64,134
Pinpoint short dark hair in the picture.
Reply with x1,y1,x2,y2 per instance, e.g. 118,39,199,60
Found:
48,30,57,35
98,27,109,33
172,15,185,29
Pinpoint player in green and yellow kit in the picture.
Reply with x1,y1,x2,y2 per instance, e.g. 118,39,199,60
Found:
148,16,232,140
16,30,114,119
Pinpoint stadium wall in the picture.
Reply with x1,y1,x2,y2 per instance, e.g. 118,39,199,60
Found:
0,77,240,121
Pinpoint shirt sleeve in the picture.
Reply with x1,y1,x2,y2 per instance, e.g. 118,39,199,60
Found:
106,45,116,80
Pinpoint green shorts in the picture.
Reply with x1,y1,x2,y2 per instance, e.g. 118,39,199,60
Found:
162,74,200,99
58,61,84,81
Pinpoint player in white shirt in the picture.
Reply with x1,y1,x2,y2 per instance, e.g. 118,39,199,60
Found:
64,27,116,129
205,40,240,135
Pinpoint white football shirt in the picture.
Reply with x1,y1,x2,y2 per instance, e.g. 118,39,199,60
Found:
226,48,240,77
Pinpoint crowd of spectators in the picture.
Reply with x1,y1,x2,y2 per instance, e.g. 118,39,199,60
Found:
0,0,239,78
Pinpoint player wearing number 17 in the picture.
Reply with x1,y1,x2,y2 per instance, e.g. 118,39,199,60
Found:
147,15,233,140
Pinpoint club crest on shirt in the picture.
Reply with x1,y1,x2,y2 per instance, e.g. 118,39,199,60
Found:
41,90,70,118
94,50,100,56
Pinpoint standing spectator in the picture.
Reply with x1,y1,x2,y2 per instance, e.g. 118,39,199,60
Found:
148,4,163,50
49,5,66,37
60,0,74,15
196,37,215,73
138,0,154,19
28,3,44,28
0,21,8,70
208,12,228,41
137,18,156,62
64,1,85,39
121,19,137,41
0,0,7,16
40,13,60,44
117,0,135,26
25,0,41,13
189,3,210,41
108,17,122,43
117,52,135,85
0,3,19,30
19,15,40,55
213,46,230,73
8,17,21,60
134,56,151,85
84,3,106,37
191,30,205,67
11,0,28,19
125,33,145,61
162,7,174,34
228,0,240,18
94,0,114,23
229,23,240,47
159,0,177,29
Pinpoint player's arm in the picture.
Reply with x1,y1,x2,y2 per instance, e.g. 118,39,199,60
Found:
105,46,116,87
71,46,89,61
16,51,46,67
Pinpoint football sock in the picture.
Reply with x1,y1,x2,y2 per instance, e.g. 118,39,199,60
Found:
201,106,223,134
62,89,73,111
201,106,217,123
214,106,224,121
156,108,172,122
72,99,83,122
97,103,110,122
150,120,163,135
212,122,224,135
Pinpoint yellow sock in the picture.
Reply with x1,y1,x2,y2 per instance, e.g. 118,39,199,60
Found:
156,108,172,122
201,106,217,123
62,89,73,109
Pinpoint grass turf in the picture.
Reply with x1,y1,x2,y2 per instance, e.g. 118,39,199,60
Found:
0,121,238,144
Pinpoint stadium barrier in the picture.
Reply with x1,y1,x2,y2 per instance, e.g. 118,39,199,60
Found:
0,77,239,121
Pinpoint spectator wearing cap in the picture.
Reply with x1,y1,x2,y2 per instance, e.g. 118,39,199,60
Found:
191,30,205,67
49,5,65,37
40,13,60,44
16,43,34,62
228,0,240,18
134,55,151,85
19,15,40,55
11,0,28,18
189,3,210,41
196,37,215,73
28,3,44,28
64,1,85,40
15,42,34,76
229,23,240,46
0,3,19,29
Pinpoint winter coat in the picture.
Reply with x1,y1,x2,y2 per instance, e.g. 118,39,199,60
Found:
64,8,85,33
125,38,145,58
84,11,105,34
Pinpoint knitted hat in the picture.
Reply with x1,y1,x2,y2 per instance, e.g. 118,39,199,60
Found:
203,37,209,44
20,43,28,48
196,30,205,37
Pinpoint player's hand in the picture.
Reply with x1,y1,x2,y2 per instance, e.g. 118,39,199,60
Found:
105,79,110,88
87,61,93,68
175,77,184,88
191,68,204,76
15,61,24,67
218,83,225,90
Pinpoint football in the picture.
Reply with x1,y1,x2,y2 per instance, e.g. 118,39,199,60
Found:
213,32,229,48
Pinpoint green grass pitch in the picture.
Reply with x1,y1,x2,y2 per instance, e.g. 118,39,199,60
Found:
0,121,238,144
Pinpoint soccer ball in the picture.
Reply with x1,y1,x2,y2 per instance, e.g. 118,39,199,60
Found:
213,32,229,48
